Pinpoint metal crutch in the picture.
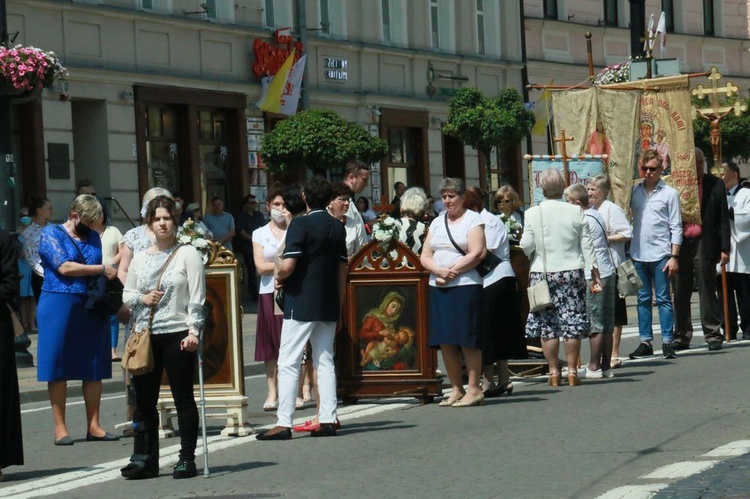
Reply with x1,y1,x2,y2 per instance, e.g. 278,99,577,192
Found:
197,334,210,478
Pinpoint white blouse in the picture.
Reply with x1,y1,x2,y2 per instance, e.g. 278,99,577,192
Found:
123,244,207,336
427,210,484,287
479,209,514,287
252,223,286,294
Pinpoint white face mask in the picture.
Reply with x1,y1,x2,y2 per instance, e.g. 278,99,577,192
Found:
174,201,182,211
270,208,285,223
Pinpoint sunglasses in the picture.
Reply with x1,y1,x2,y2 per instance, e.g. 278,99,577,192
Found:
640,166,659,172
498,199,513,204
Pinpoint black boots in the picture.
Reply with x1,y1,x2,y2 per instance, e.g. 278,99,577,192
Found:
121,413,159,479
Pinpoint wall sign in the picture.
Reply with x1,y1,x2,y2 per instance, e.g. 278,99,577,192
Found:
324,57,348,81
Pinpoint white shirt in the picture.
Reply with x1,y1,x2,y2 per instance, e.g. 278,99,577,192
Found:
479,209,514,287
595,199,632,267
252,223,286,294
584,208,616,279
630,180,683,262
99,225,123,266
728,188,750,274
344,202,367,257
427,210,484,287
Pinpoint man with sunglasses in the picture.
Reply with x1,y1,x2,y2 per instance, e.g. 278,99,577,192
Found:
629,149,682,360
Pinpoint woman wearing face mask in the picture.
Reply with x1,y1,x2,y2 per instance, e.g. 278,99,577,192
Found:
36,194,120,446
23,196,54,302
252,188,289,411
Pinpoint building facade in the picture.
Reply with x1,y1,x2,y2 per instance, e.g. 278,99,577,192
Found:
6,0,525,228
525,0,750,175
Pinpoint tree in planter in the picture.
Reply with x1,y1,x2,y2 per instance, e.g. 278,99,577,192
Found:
260,109,388,176
442,87,535,189
692,94,750,165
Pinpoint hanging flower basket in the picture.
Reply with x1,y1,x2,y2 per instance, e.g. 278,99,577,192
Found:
0,44,68,94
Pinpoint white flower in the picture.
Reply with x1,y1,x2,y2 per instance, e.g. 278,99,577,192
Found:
179,235,192,244
193,238,208,249
383,217,396,226
194,226,206,236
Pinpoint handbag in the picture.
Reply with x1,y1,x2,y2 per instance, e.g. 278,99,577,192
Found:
527,204,554,312
121,245,183,376
616,259,643,298
443,214,502,278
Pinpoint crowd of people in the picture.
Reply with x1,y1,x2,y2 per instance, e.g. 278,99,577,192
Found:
1,145,745,479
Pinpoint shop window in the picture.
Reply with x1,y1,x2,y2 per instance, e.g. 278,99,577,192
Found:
386,128,418,196
145,105,179,192
199,110,229,201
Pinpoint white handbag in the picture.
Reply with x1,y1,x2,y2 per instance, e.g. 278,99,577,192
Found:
527,205,554,312
616,259,643,298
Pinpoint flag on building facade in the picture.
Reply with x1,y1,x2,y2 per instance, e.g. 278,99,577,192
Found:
656,11,667,56
527,80,554,136
257,50,296,114
278,55,307,116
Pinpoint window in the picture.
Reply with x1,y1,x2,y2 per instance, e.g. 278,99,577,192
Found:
136,0,172,14
430,0,439,49
382,0,391,41
543,0,558,20
139,0,153,10
264,0,295,30
203,0,234,23
199,110,229,201
476,0,485,55
320,0,330,34
264,0,275,27
604,0,618,26
703,0,714,36
386,128,418,197
662,0,674,32
145,105,179,192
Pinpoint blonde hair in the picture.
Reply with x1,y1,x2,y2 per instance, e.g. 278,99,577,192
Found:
539,168,565,199
494,185,522,210
140,187,173,219
563,184,589,206
69,194,103,221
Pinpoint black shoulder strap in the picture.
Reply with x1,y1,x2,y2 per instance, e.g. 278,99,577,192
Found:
56,225,87,263
443,215,466,256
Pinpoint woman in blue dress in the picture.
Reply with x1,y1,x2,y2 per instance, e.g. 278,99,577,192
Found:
37,194,121,445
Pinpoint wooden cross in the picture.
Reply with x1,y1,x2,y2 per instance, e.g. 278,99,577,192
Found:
554,129,575,186
373,195,394,216
692,66,748,169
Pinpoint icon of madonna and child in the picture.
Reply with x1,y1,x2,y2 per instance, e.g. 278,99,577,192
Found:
357,289,418,372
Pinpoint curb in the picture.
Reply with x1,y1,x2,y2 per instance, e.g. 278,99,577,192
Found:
19,362,267,406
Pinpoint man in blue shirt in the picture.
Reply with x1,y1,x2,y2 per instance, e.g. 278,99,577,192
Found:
203,197,235,250
629,149,683,360
256,176,348,440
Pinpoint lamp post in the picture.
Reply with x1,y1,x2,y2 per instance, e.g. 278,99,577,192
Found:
0,0,16,231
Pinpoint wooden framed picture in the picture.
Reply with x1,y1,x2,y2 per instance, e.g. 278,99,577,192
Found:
337,240,441,403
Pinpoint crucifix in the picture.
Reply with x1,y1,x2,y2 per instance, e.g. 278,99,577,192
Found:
692,66,748,171
372,195,394,217
554,129,574,186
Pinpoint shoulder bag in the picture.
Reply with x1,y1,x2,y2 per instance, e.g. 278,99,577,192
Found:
527,206,554,312
121,245,183,376
603,208,643,298
443,214,502,278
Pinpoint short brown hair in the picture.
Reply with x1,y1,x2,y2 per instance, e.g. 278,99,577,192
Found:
641,149,663,167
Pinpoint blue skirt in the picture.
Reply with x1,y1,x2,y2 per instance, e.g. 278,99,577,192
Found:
428,284,483,349
37,292,111,382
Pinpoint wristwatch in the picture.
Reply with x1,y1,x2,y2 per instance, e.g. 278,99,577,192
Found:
670,254,680,259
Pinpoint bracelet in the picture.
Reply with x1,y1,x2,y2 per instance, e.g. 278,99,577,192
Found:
101,264,106,275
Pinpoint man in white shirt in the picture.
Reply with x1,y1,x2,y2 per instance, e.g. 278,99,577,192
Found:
629,150,682,360
719,161,750,340
342,160,370,252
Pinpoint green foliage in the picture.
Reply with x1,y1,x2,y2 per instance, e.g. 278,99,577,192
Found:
692,95,750,162
443,87,535,161
260,109,388,175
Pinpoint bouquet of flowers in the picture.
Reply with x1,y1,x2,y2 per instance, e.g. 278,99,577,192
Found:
177,218,210,264
593,60,630,86
0,45,68,92
371,215,400,250
499,213,523,243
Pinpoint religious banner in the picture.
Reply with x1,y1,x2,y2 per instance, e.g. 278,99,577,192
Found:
551,88,640,213
526,155,605,205
605,75,700,224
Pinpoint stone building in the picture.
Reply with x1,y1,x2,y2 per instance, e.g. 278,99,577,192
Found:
6,0,526,228
525,0,750,175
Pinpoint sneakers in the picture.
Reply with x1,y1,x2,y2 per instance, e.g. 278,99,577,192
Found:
601,369,615,379
172,459,197,479
577,367,603,379
629,343,654,359
662,343,677,359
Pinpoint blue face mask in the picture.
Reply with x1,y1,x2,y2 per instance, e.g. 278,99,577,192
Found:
19,216,31,226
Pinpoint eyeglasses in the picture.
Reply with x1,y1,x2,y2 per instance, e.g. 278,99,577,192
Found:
498,199,513,204
640,166,659,172
336,197,351,204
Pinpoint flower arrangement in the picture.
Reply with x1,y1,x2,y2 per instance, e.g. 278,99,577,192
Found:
0,44,68,92
177,218,210,264
499,213,523,243
371,216,400,249
593,60,631,86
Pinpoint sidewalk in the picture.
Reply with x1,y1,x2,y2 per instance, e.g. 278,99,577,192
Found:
16,297,265,405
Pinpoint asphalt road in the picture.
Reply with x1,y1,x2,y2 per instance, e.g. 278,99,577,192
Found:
3,322,750,499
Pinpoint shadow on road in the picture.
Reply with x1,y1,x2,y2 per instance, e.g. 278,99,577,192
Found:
338,420,415,435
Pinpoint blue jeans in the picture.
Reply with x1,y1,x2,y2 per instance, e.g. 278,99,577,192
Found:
634,256,674,344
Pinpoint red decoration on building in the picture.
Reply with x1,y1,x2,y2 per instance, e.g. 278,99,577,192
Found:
251,27,304,78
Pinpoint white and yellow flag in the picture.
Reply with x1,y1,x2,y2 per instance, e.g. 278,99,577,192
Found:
257,50,306,115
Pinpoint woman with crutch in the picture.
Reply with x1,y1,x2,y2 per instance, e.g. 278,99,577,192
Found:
120,196,207,479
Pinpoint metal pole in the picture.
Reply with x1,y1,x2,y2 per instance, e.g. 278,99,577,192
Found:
296,0,309,111
197,334,210,478
0,0,17,231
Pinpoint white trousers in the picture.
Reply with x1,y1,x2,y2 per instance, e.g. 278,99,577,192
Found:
276,319,337,427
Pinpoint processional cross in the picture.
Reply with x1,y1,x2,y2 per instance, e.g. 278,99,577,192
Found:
372,195,394,217
692,66,747,173
554,129,575,186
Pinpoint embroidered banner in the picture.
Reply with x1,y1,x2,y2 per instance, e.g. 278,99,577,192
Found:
527,156,606,205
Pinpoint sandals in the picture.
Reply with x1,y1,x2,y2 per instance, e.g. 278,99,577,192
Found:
548,372,561,387
611,358,623,369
